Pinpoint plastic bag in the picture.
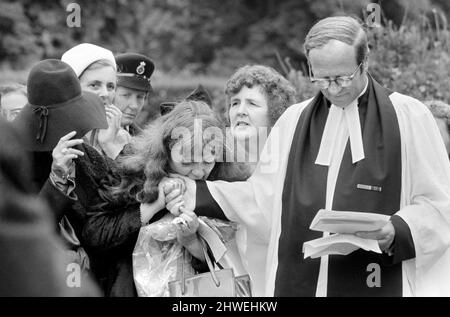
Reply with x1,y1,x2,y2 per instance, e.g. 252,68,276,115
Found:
132,213,195,297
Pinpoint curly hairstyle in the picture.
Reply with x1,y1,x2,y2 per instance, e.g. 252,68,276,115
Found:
225,65,297,126
106,100,249,205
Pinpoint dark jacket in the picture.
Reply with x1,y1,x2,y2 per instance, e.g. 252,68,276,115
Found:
28,151,76,225
25,142,138,296
73,143,151,296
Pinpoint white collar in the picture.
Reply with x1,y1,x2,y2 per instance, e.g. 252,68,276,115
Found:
315,77,368,166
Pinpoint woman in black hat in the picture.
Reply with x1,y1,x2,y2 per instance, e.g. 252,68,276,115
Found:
14,59,108,212
13,59,168,296
12,59,114,289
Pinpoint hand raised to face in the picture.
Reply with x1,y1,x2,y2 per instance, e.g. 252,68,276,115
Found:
51,131,84,178
97,104,122,144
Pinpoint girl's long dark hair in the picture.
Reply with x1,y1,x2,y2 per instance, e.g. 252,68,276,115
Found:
104,100,250,205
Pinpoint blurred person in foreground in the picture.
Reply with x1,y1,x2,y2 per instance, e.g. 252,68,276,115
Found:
0,118,100,296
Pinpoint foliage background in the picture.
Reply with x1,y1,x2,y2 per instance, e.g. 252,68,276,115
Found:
0,0,449,125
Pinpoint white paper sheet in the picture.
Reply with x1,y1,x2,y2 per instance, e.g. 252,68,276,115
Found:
302,209,389,259
303,234,382,259
310,209,390,234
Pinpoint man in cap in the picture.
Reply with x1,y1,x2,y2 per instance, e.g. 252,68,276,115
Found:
114,53,155,136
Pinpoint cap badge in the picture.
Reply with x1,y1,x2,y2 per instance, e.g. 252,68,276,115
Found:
136,61,146,75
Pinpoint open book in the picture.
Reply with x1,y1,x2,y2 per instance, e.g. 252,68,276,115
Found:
303,209,390,259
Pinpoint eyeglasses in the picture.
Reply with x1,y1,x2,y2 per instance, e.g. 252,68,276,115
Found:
309,63,363,90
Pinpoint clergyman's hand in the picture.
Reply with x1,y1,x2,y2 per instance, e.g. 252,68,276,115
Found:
355,221,396,255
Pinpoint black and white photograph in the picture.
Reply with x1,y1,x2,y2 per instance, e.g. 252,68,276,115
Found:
1,0,450,301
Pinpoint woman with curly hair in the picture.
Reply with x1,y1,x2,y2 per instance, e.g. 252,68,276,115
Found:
225,65,297,175
82,99,248,296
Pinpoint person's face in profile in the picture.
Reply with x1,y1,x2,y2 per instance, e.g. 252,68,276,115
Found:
114,86,147,127
309,40,367,108
79,66,116,106
229,85,269,140
0,92,28,121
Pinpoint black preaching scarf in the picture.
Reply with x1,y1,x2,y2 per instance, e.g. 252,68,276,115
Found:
275,75,402,297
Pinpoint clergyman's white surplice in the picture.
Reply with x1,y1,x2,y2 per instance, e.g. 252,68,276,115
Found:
205,92,450,296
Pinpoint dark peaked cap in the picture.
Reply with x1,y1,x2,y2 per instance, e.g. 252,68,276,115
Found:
116,53,155,92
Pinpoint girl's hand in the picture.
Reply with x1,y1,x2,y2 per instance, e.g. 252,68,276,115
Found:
174,207,199,236
174,206,205,261
168,173,196,211
162,177,186,216
162,177,185,195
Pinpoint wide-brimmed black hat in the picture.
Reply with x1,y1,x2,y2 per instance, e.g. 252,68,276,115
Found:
116,53,154,92
13,59,108,152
